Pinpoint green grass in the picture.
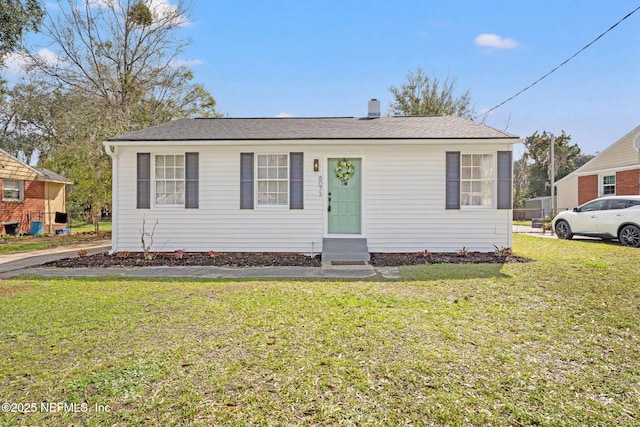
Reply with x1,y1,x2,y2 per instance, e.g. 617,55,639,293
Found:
67,221,112,234
1,234,639,426
0,223,111,255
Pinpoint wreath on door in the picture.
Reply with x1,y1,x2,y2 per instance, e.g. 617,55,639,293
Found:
334,159,355,182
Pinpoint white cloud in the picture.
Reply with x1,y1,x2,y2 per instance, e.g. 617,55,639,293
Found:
36,48,62,66
148,0,191,27
474,33,519,49
3,52,29,75
88,0,191,27
276,112,294,118
170,58,204,68
3,48,62,75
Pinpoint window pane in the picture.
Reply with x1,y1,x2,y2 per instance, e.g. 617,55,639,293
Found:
278,166,288,179
258,155,267,166
4,180,19,191
175,167,184,180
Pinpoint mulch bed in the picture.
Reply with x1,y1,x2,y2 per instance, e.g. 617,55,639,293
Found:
46,251,531,268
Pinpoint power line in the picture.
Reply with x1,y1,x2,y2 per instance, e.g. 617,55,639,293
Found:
481,5,640,123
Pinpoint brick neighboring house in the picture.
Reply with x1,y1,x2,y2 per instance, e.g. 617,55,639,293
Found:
0,149,72,235
556,125,640,211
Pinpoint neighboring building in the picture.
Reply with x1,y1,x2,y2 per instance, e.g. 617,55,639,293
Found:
522,196,556,220
104,104,518,259
556,125,640,211
0,149,72,235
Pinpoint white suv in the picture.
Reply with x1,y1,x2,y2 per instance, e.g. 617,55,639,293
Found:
552,196,640,247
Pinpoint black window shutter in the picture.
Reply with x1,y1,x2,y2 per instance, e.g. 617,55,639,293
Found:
445,151,461,209
185,152,199,208
137,153,150,209
240,153,254,209
289,152,304,209
497,151,513,209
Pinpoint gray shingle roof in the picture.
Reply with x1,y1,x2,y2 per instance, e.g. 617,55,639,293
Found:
108,116,518,142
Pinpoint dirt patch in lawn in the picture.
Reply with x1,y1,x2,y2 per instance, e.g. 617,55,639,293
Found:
44,251,531,268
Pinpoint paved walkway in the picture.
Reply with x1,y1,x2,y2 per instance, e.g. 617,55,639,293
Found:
0,240,112,274
0,227,556,280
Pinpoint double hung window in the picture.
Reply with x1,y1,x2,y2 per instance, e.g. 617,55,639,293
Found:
602,175,615,196
2,179,23,201
446,151,511,210
137,152,198,209
461,154,494,207
257,154,288,206
155,154,185,206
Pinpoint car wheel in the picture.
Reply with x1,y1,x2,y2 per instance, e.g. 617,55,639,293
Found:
618,225,640,247
555,220,573,240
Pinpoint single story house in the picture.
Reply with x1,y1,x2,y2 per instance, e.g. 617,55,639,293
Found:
556,124,640,211
0,148,72,235
104,102,518,260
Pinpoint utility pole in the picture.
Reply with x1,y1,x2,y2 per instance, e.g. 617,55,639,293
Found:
550,133,556,222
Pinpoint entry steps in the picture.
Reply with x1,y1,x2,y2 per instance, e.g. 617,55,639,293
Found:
321,238,370,264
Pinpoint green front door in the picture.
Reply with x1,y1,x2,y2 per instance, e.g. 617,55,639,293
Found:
328,158,362,234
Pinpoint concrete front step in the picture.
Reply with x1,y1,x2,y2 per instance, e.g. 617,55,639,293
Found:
322,237,370,263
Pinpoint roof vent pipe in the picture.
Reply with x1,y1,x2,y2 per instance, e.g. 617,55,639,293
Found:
367,99,381,118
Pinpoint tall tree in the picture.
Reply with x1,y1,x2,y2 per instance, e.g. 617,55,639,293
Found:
388,68,475,119
19,0,219,226
0,0,44,63
28,0,217,131
519,130,593,199
0,79,59,163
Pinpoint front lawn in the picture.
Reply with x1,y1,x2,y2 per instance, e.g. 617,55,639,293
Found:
1,235,638,426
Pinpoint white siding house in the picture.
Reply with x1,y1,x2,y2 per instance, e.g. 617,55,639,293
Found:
104,114,518,257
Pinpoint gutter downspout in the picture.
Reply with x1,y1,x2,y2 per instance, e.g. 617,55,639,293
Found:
104,143,118,255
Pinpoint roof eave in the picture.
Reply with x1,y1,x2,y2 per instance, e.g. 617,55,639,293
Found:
105,136,520,146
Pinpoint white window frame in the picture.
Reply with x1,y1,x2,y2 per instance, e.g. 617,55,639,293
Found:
460,153,495,209
2,179,24,202
601,174,616,196
153,154,185,208
256,153,289,208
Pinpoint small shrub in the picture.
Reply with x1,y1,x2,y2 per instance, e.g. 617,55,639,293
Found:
208,251,219,258
493,245,513,257
174,249,186,260
457,247,469,257
420,249,432,258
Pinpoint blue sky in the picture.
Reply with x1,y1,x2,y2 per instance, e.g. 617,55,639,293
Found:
9,1,640,156
179,1,640,156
